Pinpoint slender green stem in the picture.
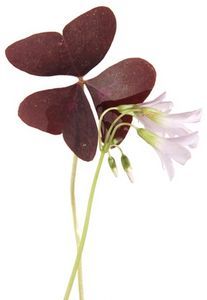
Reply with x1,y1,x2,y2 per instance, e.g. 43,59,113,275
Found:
70,155,84,300
108,122,138,147
104,113,126,145
99,108,136,151
98,107,118,149
64,150,106,300
108,144,123,155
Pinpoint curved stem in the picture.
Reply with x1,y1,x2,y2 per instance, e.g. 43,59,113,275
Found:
64,150,106,300
70,155,84,300
104,113,126,145
109,144,123,155
108,122,138,147
98,107,118,149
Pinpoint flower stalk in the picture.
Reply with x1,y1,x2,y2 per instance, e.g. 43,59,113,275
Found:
64,94,201,299
64,149,106,300
70,155,84,300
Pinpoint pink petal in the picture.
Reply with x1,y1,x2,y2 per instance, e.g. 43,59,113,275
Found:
141,92,173,112
158,139,191,165
166,109,202,124
149,101,173,113
138,116,166,135
156,149,174,180
168,132,199,148
164,127,192,137
142,92,167,106
138,115,194,138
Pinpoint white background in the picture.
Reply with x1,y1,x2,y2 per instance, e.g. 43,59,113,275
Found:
0,0,207,299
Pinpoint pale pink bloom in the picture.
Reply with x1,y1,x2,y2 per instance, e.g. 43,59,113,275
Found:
136,93,201,137
117,92,172,115
138,108,201,137
137,128,199,180
140,92,173,113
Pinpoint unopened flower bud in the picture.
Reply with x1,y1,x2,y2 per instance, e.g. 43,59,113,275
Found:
121,154,134,183
108,156,118,177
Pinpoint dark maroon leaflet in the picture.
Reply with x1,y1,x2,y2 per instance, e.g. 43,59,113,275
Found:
86,58,156,105
6,32,71,76
86,58,156,142
18,85,79,134
63,84,98,161
63,6,116,76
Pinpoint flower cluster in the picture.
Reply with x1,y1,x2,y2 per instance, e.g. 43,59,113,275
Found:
116,93,201,179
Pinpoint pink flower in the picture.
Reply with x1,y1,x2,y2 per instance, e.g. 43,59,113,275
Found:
140,92,173,113
137,128,199,180
137,93,201,137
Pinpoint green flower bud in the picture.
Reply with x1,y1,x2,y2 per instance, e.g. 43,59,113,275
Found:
121,154,134,183
108,156,118,177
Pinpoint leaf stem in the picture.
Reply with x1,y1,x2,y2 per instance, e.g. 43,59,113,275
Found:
70,155,84,300
64,150,106,300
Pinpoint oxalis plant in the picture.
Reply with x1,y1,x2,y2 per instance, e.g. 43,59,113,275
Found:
6,6,201,300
